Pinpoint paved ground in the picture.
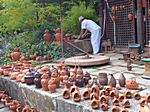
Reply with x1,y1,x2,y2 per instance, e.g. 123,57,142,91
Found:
0,103,12,112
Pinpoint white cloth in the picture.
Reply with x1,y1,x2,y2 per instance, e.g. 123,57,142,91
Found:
81,19,101,54
81,19,100,32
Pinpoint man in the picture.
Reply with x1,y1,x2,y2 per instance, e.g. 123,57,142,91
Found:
78,16,101,54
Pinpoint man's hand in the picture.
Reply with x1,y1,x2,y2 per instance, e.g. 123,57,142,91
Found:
78,35,82,40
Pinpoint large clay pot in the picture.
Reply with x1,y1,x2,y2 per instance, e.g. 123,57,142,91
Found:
118,73,126,87
90,98,99,109
24,71,34,85
98,73,108,85
83,72,91,85
43,29,51,42
109,74,116,87
126,78,139,90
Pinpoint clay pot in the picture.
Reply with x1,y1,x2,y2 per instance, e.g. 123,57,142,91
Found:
44,54,51,60
99,90,106,96
124,90,132,98
10,72,20,80
64,33,72,41
100,103,108,111
112,98,119,106
55,28,61,33
98,73,108,85
120,108,129,112
90,98,99,109
148,9,150,15
112,106,120,112
48,83,57,93
34,72,42,88
83,72,91,85
128,13,133,20
109,74,116,87
91,83,99,94
24,71,34,85
43,29,51,42
22,105,32,112
122,99,130,108
76,66,83,75
13,47,20,52
119,94,126,102
145,94,150,103
41,77,49,91
126,78,139,90
99,95,108,104
134,93,141,100
127,64,132,71
0,68,3,75
16,104,24,112
29,55,36,60
64,77,74,88
72,90,81,102
36,56,43,61
82,88,91,100
55,33,61,43
110,90,119,98
70,83,79,94
118,73,126,87
61,86,70,99
139,98,146,107
76,75,84,87
9,100,19,111
11,52,21,61
105,85,113,96
90,92,99,100
16,74,24,82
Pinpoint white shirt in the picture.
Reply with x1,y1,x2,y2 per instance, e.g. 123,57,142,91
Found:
81,19,100,32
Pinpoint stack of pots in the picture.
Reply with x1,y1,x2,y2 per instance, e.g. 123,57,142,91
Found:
55,28,61,43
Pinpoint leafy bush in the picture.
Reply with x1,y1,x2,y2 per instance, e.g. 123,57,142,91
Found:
62,2,98,35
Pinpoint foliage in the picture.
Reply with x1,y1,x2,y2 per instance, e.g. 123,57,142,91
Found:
62,2,98,35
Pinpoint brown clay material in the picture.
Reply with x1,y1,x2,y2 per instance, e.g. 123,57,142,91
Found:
61,87,70,99
112,98,119,106
99,95,108,104
98,73,108,85
82,88,91,100
139,98,146,107
90,98,99,109
118,73,126,87
122,99,130,108
91,83,99,94
72,90,81,102
119,94,126,102
126,78,139,90
100,103,108,111
110,90,119,98
99,90,106,96
109,74,116,87
134,93,141,100
90,93,99,101
112,106,120,112
145,94,150,103
124,90,132,98
70,84,79,94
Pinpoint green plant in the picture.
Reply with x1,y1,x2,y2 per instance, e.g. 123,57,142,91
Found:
62,2,98,35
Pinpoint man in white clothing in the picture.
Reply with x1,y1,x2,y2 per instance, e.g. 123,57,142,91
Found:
78,16,101,54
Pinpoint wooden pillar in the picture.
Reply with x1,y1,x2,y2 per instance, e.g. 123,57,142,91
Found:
136,0,144,49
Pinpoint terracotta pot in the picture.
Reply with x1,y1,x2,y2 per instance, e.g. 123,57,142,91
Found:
100,103,108,111
29,55,36,60
126,78,139,90
109,74,116,87
119,94,126,102
124,90,132,98
112,106,120,112
22,105,32,112
82,88,91,100
34,73,42,88
99,95,108,104
98,73,108,85
128,13,133,20
64,77,74,88
24,71,34,85
70,83,79,94
91,83,99,94
112,98,119,106
139,98,146,107
16,74,24,82
10,72,20,80
64,33,72,41
55,28,61,33
134,93,141,100
55,33,61,43
118,73,126,87
145,94,150,103
36,56,43,61
99,90,106,96
61,86,70,99
120,108,129,112
148,9,150,15
0,68,3,75
44,54,51,60
72,90,81,102
11,52,21,61
122,99,130,108
90,98,99,109
105,85,113,96
43,29,51,42
90,92,99,100
110,90,119,98
51,71,58,78
48,83,57,93
9,100,19,111
41,78,49,91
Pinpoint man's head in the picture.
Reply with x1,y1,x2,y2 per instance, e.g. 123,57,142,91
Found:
78,16,84,22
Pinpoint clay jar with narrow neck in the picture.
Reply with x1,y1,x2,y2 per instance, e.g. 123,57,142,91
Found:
118,73,126,87
109,74,116,87
24,70,34,85
98,73,108,85
34,72,42,88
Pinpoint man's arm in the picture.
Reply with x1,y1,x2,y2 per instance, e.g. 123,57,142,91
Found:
78,29,86,39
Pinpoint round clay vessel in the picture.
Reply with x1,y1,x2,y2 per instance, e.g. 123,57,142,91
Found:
90,92,99,100
118,73,126,87
83,72,91,85
122,99,130,108
98,73,108,85
72,90,81,102
76,66,83,75
134,93,141,100
61,86,70,99
70,83,79,94
34,72,42,88
41,78,49,91
110,90,119,98
82,88,91,100
90,98,99,109
76,75,84,87
99,95,108,104
24,74,34,85
100,103,108,111
119,94,126,102
124,90,132,98
112,106,120,112
91,83,99,94
112,98,119,106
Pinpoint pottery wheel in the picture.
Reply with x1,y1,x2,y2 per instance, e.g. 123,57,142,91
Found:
64,55,110,66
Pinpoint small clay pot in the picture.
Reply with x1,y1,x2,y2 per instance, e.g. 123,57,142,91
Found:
120,108,129,112
110,90,119,98
124,90,132,98
41,78,49,91
145,94,150,103
105,85,113,96
99,95,108,104
100,103,108,111
82,88,91,100
91,83,99,94
70,83,79,94
112,106,120,112
122,99,130,108
99,90,106,96
90,98,99,109
119,94,126,102
98,73,108,85
76,75,84,87
112,98,119,106
24,75,34,85
83,72,91,85
134,93,141,100
48,83,57,93
72,90,81,102
34,73,42,88
139,98,146,107
90,92,99,100
61,86,70,99
148,9,150,15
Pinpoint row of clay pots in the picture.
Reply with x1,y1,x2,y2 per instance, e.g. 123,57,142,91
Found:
0,91,37,112
29,52,51,61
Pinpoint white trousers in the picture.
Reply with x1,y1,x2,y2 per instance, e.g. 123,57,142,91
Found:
91,29,101,54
